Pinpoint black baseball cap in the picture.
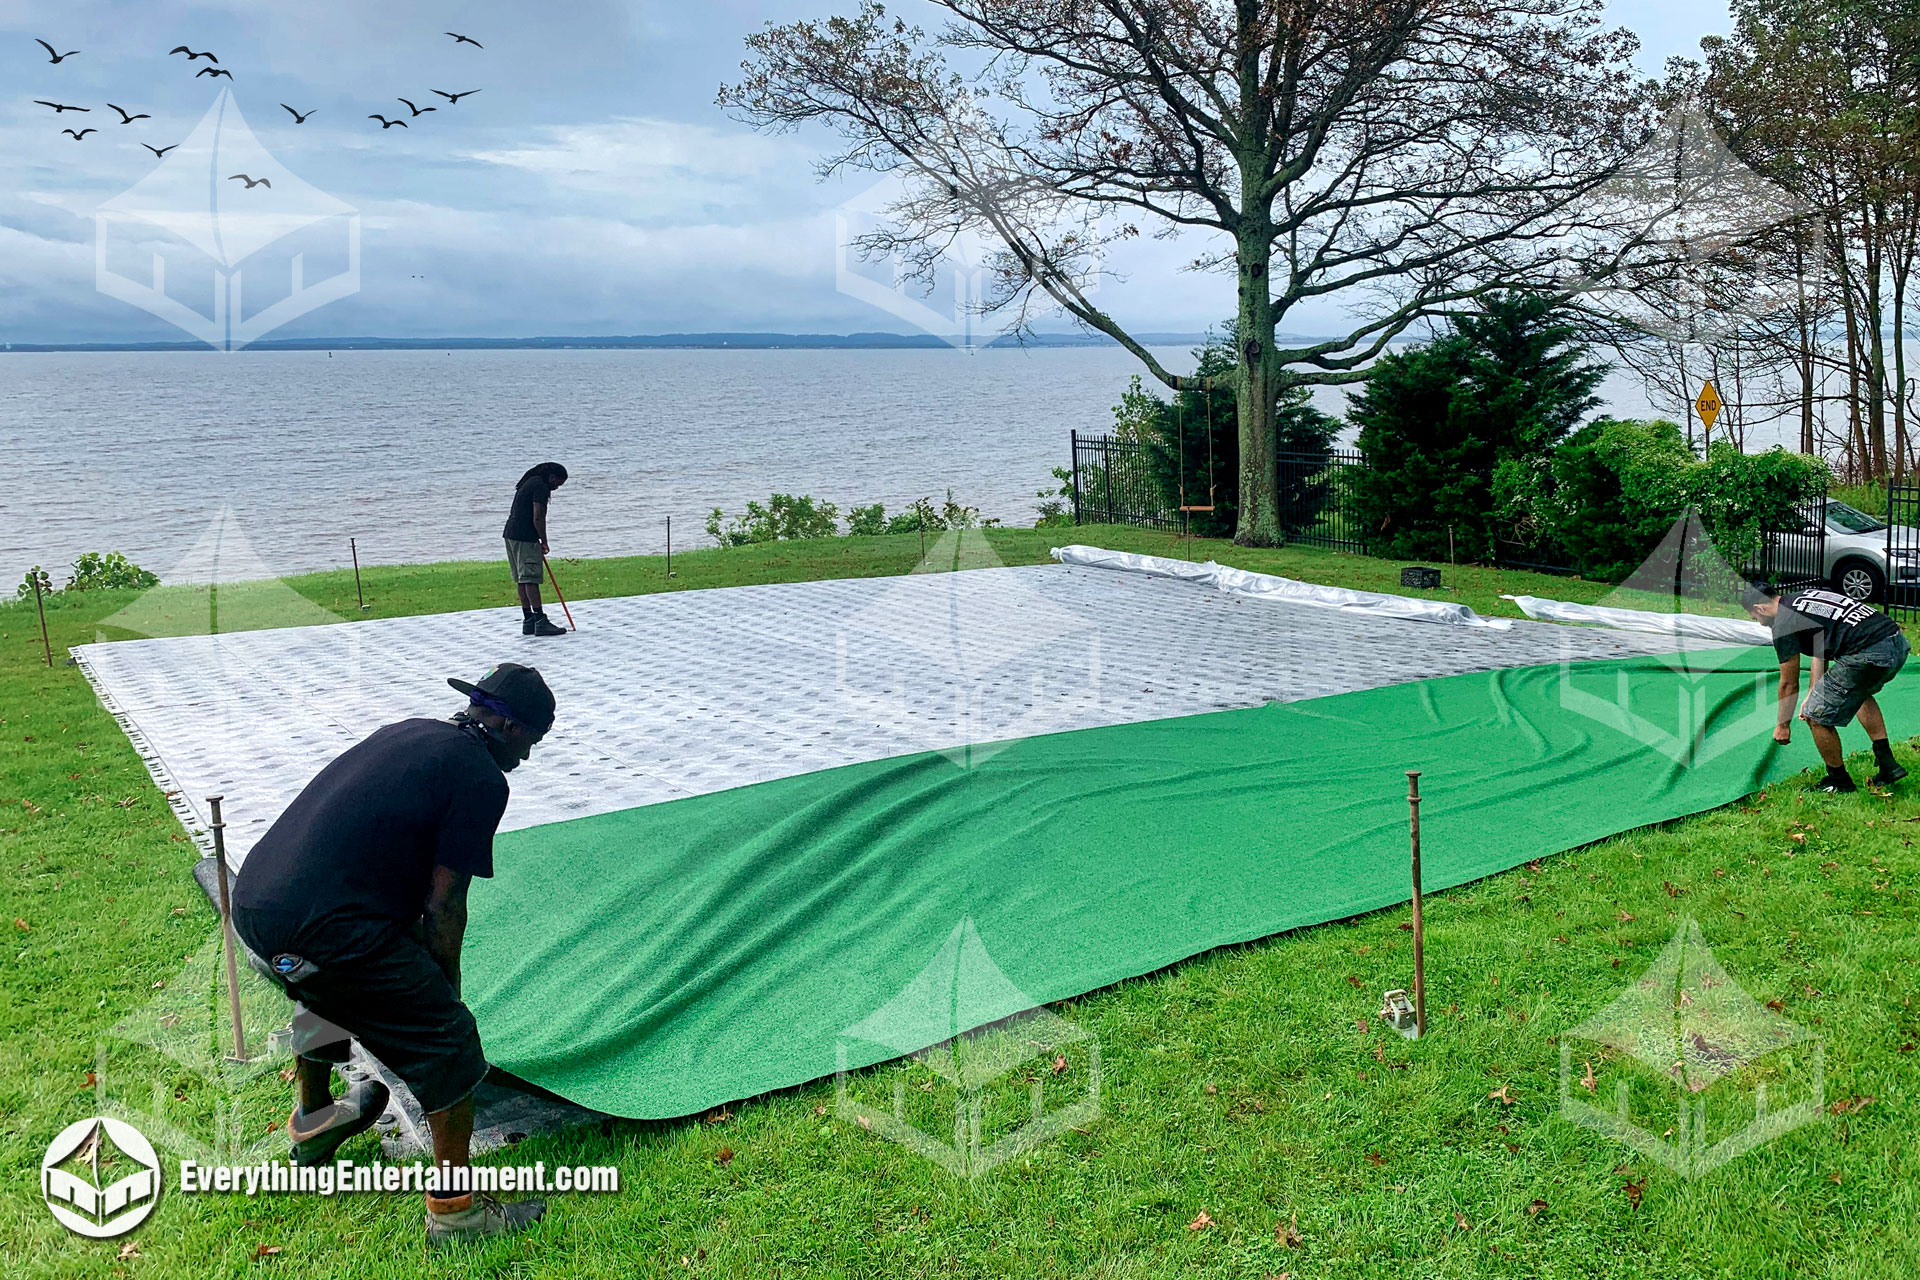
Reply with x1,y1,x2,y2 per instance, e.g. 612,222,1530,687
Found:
448,662,556,736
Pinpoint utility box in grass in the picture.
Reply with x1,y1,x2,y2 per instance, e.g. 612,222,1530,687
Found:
1401,566,1442,589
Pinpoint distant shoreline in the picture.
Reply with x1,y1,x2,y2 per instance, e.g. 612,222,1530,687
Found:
0,331,1244,354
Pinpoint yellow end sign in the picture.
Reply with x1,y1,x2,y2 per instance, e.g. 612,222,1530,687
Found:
1696,380,1723,431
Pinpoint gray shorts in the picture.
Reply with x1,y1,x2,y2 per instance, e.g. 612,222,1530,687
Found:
504,538,544,585
1804,635,1910,727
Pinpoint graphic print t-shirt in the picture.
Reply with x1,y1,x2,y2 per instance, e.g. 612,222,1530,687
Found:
1771,588,1901,664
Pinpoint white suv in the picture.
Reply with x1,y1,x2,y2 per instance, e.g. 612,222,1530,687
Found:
1816,501,1920,602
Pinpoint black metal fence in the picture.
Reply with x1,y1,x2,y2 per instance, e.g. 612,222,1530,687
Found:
1069,431,1179,531
1887,486,1920,618
1746,496,1829,593
1276,449,1368,552
1070,432,1370,549
1067,433,1835,589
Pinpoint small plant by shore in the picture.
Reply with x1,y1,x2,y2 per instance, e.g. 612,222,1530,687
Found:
16,551,159,600
708,490,1001,546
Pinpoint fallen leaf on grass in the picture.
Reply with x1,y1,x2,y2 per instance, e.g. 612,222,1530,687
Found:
715,1146,735,1165
1275,1214,1303,1247
1365,1151,1385,1166
1453,1211,1471,1232
13,918,27,932
1187,1210,1214,1231
1527,1199,1547,1216
1828,1096,1874,1116
1053,1055,1070,1075
1580,1061,1597,1094
118,1241,140,1259
1346,975,1364,988
1615,910,1636,923
1488,1085,1516,1106
1829,1170,1843,1185
704,1109,732,1125
253,1245,281,1260
279,1067,296,1083
1622,1179,1645,1210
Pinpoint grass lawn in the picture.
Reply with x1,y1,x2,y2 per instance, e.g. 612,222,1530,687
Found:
1,527,1915,1278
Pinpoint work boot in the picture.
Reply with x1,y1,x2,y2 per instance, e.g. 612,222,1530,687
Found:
1872,762,1908,788
425,1192,547,1246
520,613,537,636
528,612,567,637
1816,769,1857,794
288,1076,390,1167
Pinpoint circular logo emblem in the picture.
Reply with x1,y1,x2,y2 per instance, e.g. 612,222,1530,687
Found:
41,1117,162,1238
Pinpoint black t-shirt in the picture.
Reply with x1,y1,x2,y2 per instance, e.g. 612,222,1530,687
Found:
502,475,551,542
1771,589,1902,664
233,718,509,962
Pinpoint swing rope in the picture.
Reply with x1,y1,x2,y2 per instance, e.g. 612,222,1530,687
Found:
1179,374,1217,515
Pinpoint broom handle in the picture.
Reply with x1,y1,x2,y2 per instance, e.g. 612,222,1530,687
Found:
544,555,576,631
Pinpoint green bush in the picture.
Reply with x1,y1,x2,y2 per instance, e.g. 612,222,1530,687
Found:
1351,293,1607,561
1495,418,1829,582
845,503,889,536
706,494,842,547
17,553,158,599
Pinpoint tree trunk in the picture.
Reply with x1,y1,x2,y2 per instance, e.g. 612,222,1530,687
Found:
1233,222,1282,547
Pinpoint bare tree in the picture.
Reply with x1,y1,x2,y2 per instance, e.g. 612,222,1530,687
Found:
721,0,1649,544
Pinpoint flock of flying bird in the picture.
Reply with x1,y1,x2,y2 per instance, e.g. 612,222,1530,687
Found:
29,31,485,180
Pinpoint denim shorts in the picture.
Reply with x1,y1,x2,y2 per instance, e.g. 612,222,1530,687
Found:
1803,635,1910,727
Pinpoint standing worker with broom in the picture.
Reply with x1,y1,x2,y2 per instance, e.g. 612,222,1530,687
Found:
504,462,569,637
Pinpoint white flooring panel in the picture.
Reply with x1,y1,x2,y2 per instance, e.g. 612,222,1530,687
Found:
76,562,1685,870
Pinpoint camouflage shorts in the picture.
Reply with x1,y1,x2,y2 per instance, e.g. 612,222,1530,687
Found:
1803,637,1910,727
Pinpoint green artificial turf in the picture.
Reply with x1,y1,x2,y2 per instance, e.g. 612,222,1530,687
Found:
1,529,1915,1278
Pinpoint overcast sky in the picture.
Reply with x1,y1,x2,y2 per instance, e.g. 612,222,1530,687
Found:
0,0,1738,344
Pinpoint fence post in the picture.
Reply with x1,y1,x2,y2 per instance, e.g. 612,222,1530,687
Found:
1069,430,1083,526
1102,439,1114,525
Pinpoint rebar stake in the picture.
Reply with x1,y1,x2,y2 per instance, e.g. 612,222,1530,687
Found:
1408,770,1426,1039
350,538,367,611
666,516,675,580
208,796,247,1062
31,569,52,666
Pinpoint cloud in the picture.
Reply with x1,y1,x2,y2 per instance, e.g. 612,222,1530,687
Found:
460,117,815,220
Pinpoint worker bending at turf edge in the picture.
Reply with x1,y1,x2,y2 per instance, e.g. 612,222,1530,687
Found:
1743,582,1910,793
232,663,556,1246
504,462,568,637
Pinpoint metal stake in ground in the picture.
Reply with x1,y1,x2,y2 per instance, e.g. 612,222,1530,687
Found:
207,795,248,1062
30,568,52,666
543,554,577,631
350,537,367,611
666,516,675,580
1408,770,1426,1038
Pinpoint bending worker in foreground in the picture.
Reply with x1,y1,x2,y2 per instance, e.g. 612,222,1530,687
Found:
232,663,557,1245
1743,582,1910,793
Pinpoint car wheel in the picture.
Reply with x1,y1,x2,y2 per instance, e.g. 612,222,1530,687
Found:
1832,557,1886,603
